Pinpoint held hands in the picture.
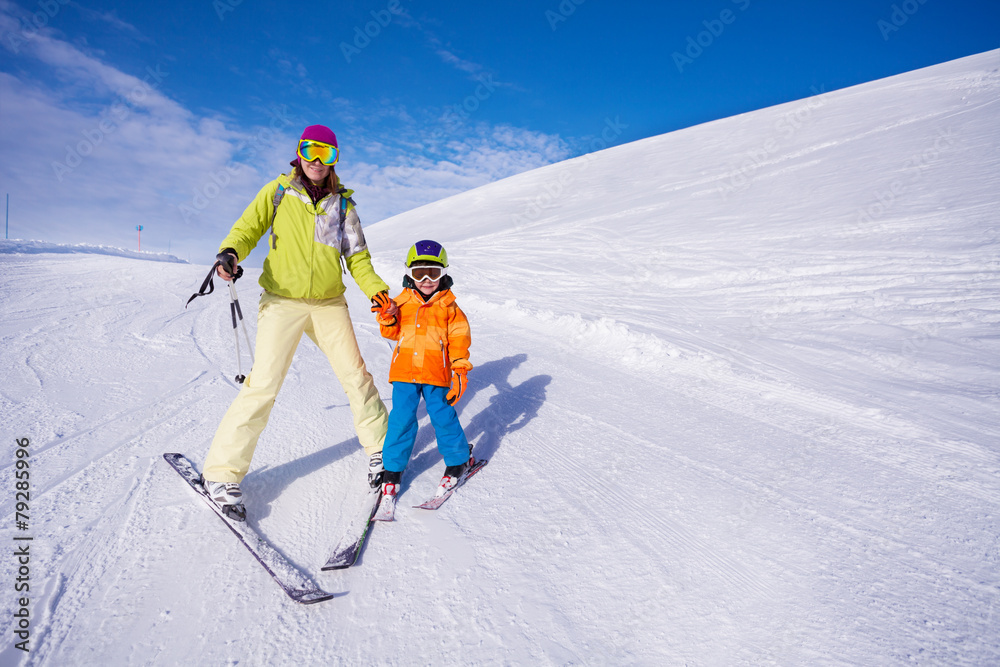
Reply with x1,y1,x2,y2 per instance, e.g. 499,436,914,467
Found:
446,359,473,406
371,291,399,325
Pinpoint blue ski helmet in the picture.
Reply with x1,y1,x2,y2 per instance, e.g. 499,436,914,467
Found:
405,240,448,267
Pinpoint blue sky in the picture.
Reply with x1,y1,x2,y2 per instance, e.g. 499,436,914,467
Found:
1,0,997,262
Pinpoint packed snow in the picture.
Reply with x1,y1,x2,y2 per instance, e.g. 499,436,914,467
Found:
1,50,998,665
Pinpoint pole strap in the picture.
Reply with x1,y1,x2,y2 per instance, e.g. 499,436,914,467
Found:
185,261,243,308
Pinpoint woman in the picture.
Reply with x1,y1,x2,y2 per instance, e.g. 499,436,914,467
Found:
202,124,397,521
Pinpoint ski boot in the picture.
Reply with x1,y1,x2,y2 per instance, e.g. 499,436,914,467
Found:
368,452,384,489
203,479,247,522
373,471,401,522
436,459,473,498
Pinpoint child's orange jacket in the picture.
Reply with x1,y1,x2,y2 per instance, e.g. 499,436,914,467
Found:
379,288,472,387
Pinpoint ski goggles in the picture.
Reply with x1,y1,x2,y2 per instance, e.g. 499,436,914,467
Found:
297,140,339,166
406,264,447,283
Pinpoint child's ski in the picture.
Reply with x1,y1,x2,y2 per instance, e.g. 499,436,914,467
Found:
321,486,382,570
413,458,488,510
372,494,396,522
162,453,335,604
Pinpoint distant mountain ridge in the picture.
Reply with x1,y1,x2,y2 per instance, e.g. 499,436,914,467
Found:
0,239,188,263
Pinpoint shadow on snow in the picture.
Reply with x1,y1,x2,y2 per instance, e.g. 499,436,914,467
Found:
403,353,550,487
244,353,548,514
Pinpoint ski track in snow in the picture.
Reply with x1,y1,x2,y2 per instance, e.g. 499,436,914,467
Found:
2,51,999,665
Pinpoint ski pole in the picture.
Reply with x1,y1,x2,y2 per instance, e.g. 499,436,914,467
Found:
227,278,254,384
187,259,253,384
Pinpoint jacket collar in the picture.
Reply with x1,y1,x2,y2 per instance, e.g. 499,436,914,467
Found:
397,288,455,306
279,171,355,202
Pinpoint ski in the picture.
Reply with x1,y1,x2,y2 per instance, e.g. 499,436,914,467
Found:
413,458,488,510
162,453,335,604
321,485,382,570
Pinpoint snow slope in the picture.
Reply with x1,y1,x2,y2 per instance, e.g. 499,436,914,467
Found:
1,50,998,665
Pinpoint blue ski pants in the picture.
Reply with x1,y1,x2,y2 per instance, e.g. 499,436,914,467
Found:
382,381,470,472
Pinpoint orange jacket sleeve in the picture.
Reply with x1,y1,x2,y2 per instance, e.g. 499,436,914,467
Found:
447,304,472,371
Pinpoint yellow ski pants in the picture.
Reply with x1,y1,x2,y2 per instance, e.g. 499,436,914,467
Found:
203,291,387,483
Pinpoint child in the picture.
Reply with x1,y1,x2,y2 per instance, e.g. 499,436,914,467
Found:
373,240,473,518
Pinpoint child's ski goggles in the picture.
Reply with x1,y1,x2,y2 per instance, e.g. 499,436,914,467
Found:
406,264,447,283
298,140,339,166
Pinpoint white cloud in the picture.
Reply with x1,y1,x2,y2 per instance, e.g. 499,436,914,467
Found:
76,6,150,43
434,47,483,77
340,124,571,223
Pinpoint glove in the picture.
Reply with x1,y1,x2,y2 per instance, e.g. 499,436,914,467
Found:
216,249,241,281
371,291,396,316
445,370,467,406
371,291,398,325
446,360,472,406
